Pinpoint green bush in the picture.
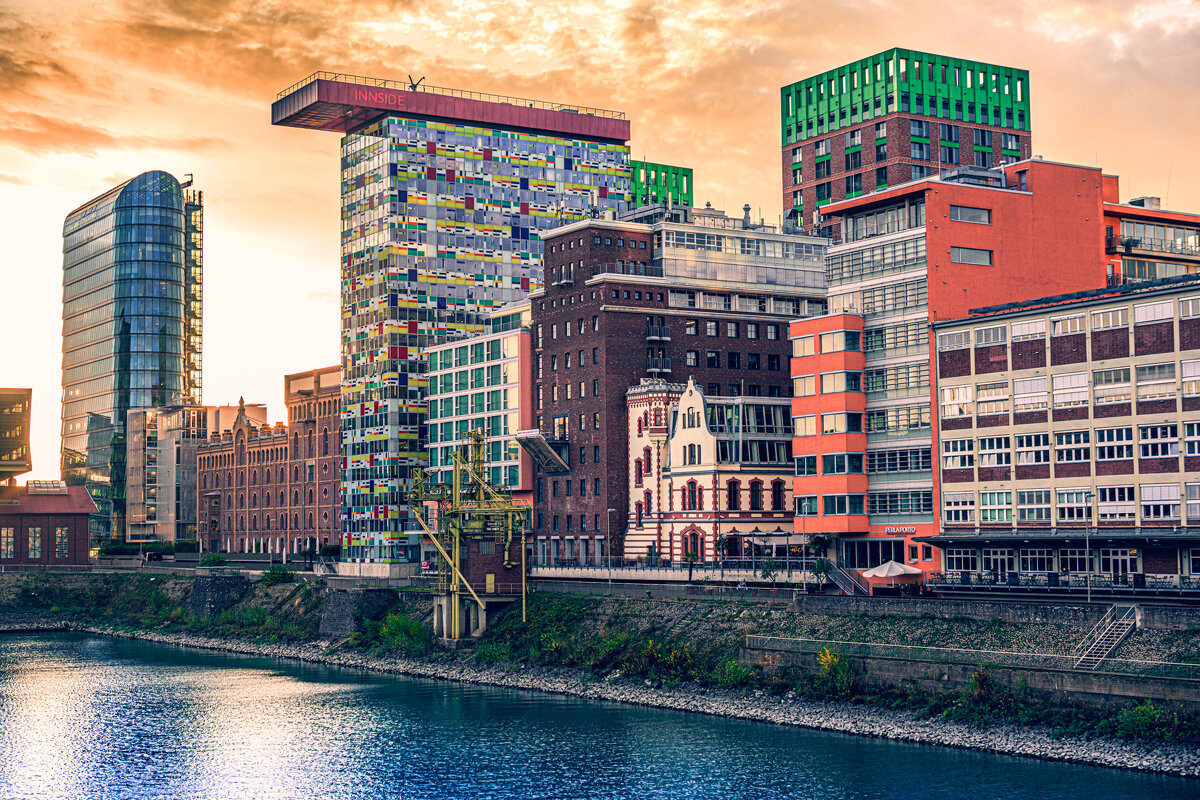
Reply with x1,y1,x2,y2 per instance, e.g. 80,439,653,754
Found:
173,540,199,553
712,658,757,688
320,544,342,558
260,564,294,587
100,542,175,556
198,553,227,567
1115,701,1182,741
474,640,512,664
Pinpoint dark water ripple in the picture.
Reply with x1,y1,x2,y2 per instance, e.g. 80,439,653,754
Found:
0,634,1192,799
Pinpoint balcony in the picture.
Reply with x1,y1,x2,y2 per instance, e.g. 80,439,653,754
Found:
645,324,670,341
1110,235,1200,262
646,357,672,373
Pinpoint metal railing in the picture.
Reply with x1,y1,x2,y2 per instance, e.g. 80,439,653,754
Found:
826,562,870,595
596,262,664,278
276,72,627,119
927,571,1200,593
645,325,671,340
744,635,1200,680
646,357,673,372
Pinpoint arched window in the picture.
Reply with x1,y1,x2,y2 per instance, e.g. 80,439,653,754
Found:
238,493,245,509
635,502,643,527
308,513,314,528
637,418,643,435
634,460,643,486
750,480,763,511
686,481,698,511
644,491,652,515
201,474,207,490
250,517,257,531
279,468,285,483
771,480,785,511
292,514,299,530
280,514,287,531
250,470,257,486
307,431,314,458
250,493,257,508
727,480,741,511
321,428,329,456
265,515,271,531
292,490,299,505
278,492,284,505
308,488,314,504
292,466,299,482
292,432,299,458
214,473,220,488
643,447,651,474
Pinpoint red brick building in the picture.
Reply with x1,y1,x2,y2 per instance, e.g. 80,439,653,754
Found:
523,204,827,564
196,366,341,555
0,482,95,568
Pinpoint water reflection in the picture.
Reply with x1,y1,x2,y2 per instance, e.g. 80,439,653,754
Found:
0,634,1193,800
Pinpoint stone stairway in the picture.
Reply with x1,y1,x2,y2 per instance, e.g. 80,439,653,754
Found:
826,563,869,596
1073,605,1137,670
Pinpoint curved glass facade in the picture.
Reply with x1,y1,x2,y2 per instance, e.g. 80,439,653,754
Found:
61,170,201,540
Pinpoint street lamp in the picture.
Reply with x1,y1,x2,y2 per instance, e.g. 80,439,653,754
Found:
606,507,617,593
1083,490,1095,604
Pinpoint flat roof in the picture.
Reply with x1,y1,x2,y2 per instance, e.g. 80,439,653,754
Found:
931,273,1200,328
272,73,630,142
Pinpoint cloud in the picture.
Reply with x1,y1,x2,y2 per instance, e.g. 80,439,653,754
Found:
0,9,78,95
0,112,223,155
0,173,29,185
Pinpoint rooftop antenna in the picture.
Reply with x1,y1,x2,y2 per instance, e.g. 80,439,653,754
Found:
408,74,426,92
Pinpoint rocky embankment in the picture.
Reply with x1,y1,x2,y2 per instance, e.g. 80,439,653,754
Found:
38,621,1198,779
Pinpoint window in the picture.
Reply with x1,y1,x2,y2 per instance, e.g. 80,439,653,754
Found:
866,448,932,473
943,493,975,523
976,381,1009,415
706,321,718,337
795,495,818,515
941,385,973,417
1136,363,1176,400
1142,484,1181,521
821,372,862,393
938,331,970,351
910,141,930,160
1014,377,1047,411
1134,299,1173,324
819,330,861,353
0,527,11,559
1011,319,1045,341
1091,308,1127,331
1093,368,1131,405
27,527,41,559
1052,373,1088,408
1020,549,1053,573
975,326,1005,346
727,352,741,370
1017,490,1051,523
792,335,814,357
973,129,992,147
794,415,816,436
685,351,698,367
978,437,1011,467
793,375,815,396
821,412,863,434
726,322,739,338
1012,434,1051,465
685,320,698,335
979,491,1012,522
1054,431,1090,463
949,205,991,224
945,548,977,572
941,439,974,469
1057,489,1091,522
1051,315,1083,336
1060,549,1093,573
55,527,69,559
795,455,817,476
1184,361,1200,397
950,247,992,266
940,146,959,165
1188,484,1200,522
747,323,759,340
706,351,720,368
1096,427,1134,461
909,119,929,137
823,494,865,515
868,491,932,515
1099,486,1135,522
1188,421,1200,456
822,453,864,474
1140,424,1178,458
767,325,779,340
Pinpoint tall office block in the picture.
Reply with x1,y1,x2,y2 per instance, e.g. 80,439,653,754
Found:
272,74,631,561
0,388,32,484
61,171,202,540
781,49,1031,236
631,160,693,209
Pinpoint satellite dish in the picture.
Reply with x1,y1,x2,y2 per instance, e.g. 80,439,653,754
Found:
408,75,426,91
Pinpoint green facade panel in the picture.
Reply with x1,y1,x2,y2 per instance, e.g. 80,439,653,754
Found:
631,160,693,208
780,48,1031,146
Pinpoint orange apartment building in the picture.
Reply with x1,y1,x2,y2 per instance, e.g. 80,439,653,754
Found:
788,158,1172,591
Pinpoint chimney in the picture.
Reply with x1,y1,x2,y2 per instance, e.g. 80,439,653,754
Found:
742,203,752,229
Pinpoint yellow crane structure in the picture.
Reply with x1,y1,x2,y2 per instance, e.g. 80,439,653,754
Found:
411,430,528,641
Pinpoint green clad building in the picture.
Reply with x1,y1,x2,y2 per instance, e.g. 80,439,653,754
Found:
780,48,1031,235
631,160,693,209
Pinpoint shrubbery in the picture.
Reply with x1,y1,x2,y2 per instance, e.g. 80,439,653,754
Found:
198,553,227,567
349,608,436,657
259,565,294,587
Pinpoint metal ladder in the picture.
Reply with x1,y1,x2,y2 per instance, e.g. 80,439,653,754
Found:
826,563,869,596
1073,605,1136,670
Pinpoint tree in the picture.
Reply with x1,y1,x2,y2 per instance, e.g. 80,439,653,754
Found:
810,557,833,591
759,556,779,588
685,550,699,582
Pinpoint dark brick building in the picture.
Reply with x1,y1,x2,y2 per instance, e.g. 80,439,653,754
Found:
523,204,827,564
197,366,341,556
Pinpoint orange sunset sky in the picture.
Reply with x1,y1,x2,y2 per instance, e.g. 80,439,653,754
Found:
2,0,1198,481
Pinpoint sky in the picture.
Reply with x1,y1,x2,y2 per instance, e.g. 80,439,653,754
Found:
2,0,1199,481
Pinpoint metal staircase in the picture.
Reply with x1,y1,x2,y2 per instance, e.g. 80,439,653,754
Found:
1073,605,1137,670
826,563,869,596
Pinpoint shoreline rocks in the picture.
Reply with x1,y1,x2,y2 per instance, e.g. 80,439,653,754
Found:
45,622,1199,779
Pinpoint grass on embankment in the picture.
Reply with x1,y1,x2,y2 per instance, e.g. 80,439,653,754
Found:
2,573,1198,743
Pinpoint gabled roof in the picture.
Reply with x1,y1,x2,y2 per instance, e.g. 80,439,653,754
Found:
0,484,98,515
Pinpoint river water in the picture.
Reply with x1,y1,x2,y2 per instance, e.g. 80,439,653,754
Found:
0,633,1193,800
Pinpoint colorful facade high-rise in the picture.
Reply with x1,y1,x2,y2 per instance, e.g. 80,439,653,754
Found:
272,74,631,561
61,171,203,541
781,49,1031,235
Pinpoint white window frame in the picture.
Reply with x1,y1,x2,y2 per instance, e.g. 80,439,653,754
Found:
1136,363,1176,401
1013,377,1047,411
1134,299,1173,324
1139,423,1179,458
1096,427,1134,461
1015,433,1049,465
940,385,973,418
975,325,1006,346
1098,486,1135,522
941,439,974,469
1016,490,1051,523
943,492,975,524
1010,319,1045,341
978,436,1011,468
1051,315,1083,336
1056,488,1091,522
1051,372,1088,408
979,490,1012,522
1093,367,1131,405
1054,430,1090,463
1141,483,1181,521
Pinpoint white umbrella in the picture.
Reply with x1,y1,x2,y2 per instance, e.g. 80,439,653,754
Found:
861,560,922,578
